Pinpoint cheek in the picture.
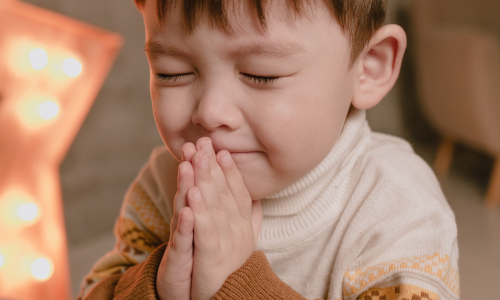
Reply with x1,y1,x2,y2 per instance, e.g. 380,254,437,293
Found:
151,87,194,154
153,87,193,128
256,85,350,175
254,104,318,170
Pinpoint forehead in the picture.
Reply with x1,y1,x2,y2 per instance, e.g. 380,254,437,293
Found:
142,0,338,43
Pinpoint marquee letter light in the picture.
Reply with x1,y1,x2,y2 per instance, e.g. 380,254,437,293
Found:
0,0,123,299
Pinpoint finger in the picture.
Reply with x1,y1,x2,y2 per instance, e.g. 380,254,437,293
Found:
251,200,263,245
170,207,194,254
181,142,196,162
171,161,194,239
187,187,220,254
192,149,231,238
196,138,238,213
217,150,252,220
161,207,193,299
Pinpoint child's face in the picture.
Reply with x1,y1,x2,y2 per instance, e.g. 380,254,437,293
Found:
143,1,358,200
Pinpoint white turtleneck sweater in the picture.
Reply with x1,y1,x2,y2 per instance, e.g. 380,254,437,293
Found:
78,109,459,300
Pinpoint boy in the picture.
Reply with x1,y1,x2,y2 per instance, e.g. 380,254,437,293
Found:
78,0,459,299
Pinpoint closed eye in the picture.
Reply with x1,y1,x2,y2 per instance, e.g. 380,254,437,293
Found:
155,73,279,85
155,73,191,82
242,73,279,85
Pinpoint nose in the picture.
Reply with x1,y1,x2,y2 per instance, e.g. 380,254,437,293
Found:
191,82,243,131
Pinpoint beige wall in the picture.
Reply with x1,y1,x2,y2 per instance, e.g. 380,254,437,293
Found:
21,0,411,244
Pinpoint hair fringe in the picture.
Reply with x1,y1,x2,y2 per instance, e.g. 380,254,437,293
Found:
134,0,388,65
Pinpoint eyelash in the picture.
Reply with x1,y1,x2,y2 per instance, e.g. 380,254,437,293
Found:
156,73,189,82
155,73,279,85
243,74,279,85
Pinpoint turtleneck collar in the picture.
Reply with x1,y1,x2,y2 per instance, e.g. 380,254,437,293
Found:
258,108,371,250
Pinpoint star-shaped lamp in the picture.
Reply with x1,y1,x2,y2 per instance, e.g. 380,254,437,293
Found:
0,0,123,299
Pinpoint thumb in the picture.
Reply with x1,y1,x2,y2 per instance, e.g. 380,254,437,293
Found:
251,199,263,245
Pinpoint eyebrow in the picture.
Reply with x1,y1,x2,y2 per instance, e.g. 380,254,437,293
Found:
144,40,306,61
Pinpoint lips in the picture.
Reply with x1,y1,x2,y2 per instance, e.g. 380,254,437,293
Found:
211,143,256,154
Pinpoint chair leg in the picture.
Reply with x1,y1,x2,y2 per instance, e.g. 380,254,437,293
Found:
434,136,455,178
485,156,500,208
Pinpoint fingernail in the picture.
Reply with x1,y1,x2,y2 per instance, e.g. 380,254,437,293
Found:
220,151,231,165
201,139,212,152
191,187,200,202
200,154,209,168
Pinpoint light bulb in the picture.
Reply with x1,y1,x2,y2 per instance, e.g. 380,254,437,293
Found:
17,203,39,221
63,58,82,77
31,257,53,281
29,48,48,70
0,191,42,227
38,101,59,120
0,253,4,268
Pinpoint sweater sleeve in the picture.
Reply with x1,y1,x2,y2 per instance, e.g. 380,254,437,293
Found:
334,150,460,300
213,251,306,300
340,210,460,300
76,180,170,299
80,246,305,300
81,244,167,300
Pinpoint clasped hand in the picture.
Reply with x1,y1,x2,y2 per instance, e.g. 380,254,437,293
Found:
156,137,263,300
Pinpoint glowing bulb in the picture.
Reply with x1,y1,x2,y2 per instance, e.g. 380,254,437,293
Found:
0,191,42,227
38,101,59,120
31,258,53,281
16,203,39,221
0,253,4,268
29,48,48,70
63,58,82,77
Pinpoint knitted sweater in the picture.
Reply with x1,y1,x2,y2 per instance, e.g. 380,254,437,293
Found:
77,109,459,300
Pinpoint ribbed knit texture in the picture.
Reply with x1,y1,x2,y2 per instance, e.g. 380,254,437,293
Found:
114,243,167,299
213,251,305,300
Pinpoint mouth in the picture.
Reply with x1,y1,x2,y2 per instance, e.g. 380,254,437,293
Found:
212,144,257,155
227,151,260,163
210,140,262,160
227,151,257,154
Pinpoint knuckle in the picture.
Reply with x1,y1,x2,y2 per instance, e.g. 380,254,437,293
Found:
214,255,225,266
219,186,232,199
203,227,218,240
234,188,250,200
210,200,225,215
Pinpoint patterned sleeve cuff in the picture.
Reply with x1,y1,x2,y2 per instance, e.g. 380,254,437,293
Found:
212,251,306,300
112,243,168,300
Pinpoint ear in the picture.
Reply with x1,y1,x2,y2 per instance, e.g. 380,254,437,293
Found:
352,24,407,110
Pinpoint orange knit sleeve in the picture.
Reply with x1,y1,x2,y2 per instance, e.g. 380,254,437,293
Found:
81,243,167,300
82,247,305,300
213,251,307,300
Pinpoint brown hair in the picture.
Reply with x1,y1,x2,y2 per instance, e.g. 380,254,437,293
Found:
134,0,387,65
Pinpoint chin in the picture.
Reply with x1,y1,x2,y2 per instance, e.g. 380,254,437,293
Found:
247,184,277,201
248,187,267,201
